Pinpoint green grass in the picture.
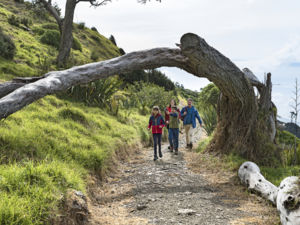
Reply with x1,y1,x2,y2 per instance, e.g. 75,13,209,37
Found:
0,95,148,224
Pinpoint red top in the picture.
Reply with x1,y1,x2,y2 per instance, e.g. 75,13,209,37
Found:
148,114,165,134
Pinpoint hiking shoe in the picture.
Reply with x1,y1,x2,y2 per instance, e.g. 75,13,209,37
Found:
169,146,174,152
153,156,158,161
159,151,163,158
174,149,178,155
190,143,193,149
186,144,190,148
168,146,170,149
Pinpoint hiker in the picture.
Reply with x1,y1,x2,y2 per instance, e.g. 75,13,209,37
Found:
165,99,180,151
181,98,202,149
169,106,180,155
148,106,165,161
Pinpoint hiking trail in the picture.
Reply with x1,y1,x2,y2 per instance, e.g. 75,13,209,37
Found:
87,126,278,225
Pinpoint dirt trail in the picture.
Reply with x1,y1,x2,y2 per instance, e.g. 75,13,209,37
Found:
87,126,278,225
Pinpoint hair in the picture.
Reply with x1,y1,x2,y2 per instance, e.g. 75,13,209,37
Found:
187,98,193,102
168,99,177,107
152,106,161,115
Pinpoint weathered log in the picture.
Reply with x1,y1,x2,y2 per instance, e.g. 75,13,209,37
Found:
239,162,300,225
238,161,278,204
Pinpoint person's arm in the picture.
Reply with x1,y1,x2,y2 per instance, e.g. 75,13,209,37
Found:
159,116,165,128
148,117,152,130
170,112,178,117
180,107,186,117
195,110,202,125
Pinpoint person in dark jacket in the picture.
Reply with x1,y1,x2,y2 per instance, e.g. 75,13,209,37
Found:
148,106,165,161
181,98,202,149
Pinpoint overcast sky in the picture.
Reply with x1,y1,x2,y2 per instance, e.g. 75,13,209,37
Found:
56,0,300,121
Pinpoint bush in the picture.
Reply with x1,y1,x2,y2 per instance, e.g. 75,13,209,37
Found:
200,106,217,136
78,22,85,30
40,30,60,49
72,37,82,51
0,28,16,59
7,15,20,27
90,50,100,61
20,17,32,27
109,35,117,46
32,26,45,35
14,0,24,3
91,27,98,32
119,48,126,55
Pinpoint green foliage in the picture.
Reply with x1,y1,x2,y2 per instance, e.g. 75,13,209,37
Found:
0,28,16,60
90,49,100,61
200,106,217,136
121,69,175,91
14,0,24,3
78,22,85,30
40,30,60,49
119,48,126,55
32,26,45,35
176,83,200,105
72,37,82,52
20,17,32,27
198,83,220,109
7,15,20,27
68,76,123,108
127,82,177,115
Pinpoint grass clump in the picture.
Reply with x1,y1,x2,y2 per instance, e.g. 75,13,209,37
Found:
0,28,16,59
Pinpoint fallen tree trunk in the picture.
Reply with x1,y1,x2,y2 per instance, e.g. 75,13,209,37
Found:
0,33,278,163
239,162,300,225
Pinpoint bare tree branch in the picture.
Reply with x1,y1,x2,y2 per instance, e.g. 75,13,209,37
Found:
38,0,63,32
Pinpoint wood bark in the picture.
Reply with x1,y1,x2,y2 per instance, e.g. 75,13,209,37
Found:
57,0,77,64
39,0,63,33
0,33,276,163
239,162,300,225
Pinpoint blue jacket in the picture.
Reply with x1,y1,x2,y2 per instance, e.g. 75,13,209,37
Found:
180,106,202,128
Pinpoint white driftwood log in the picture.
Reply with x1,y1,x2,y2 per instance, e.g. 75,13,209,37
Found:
238,161,278,204
239,162,300,225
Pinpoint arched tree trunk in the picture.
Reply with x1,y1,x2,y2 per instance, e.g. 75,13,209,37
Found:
0,33,278,163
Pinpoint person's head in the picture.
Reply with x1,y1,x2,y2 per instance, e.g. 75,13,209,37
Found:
170,99,176,107
187,98,193,107
152,106,160,115
172,106,177,113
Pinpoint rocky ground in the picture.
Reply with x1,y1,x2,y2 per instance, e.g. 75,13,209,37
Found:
87,126,279,225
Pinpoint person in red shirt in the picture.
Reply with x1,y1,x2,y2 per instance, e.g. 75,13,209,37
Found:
148,106,165,161
165,99,181,152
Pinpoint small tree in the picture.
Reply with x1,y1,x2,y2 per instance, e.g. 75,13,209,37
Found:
291,78,300,165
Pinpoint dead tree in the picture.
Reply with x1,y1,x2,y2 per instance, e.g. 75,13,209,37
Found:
0,33,277,163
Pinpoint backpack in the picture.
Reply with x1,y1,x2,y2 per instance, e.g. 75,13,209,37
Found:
180,107,188,121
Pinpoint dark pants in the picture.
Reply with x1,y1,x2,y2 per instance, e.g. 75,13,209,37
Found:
153,133,162,158
169,128,179,149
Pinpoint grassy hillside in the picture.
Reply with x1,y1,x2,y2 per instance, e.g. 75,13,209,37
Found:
0,0,120,81
0,1,151,224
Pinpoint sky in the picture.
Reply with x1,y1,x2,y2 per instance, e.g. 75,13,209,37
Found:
55,0,300,122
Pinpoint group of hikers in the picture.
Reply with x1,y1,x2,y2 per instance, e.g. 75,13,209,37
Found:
148,98,203,161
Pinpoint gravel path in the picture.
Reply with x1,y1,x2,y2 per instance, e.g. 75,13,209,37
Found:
88,126,278,225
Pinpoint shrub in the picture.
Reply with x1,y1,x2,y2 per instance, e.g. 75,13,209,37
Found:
32,26,45,35
119,48,126,55
72,37,82,51
109,35,117,46
7,15,20,27
20,17,32,27
78,22,85,30
0,28,16,59
90,50,100,61
40,30,60,49
14,0,24,3
42,23,59,30
200,106,217,136
91,27,98,32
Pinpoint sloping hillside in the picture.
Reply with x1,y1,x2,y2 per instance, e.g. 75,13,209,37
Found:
0,1,150,224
